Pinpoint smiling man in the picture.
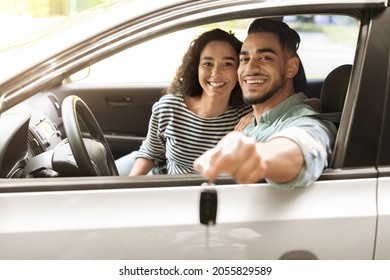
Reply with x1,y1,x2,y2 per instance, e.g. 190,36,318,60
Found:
194,19,337,190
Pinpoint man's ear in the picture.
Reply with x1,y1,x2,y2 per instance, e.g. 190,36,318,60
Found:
286,56,299,78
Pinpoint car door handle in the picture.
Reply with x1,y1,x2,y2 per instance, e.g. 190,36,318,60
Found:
106,97,133,107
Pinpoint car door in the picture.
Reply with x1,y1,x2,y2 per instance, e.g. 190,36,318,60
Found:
0,25,379,259
374,12,390,256
0,174,377,260
0,1,385,260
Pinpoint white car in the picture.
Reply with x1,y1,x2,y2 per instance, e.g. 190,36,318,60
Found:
0,0,389,260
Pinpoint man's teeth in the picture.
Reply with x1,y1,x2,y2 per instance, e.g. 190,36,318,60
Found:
246,80,265,84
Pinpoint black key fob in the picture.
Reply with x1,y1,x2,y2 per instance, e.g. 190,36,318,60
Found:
199,187,218,226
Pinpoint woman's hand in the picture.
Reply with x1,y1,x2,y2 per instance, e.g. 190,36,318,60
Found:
234,111,253,131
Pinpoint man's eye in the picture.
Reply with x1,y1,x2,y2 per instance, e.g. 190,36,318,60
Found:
260,56,271,61
239,57,249,63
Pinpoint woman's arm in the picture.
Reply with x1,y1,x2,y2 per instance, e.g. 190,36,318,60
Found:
129,157,155,176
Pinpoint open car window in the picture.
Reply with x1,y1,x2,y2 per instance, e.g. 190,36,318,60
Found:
69,15,359,85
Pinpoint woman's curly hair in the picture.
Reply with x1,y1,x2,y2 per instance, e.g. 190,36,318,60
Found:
163,28,244,106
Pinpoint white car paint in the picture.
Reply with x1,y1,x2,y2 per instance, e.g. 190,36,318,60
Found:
0,178,377,259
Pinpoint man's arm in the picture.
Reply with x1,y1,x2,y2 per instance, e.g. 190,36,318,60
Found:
193,131,304,184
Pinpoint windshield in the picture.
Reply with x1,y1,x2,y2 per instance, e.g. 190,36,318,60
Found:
0,0,189,89
0,0,187,58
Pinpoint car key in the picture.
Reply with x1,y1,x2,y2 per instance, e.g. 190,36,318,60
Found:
199,183,218,249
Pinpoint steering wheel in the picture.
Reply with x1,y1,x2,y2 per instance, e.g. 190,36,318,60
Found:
61,95,118,176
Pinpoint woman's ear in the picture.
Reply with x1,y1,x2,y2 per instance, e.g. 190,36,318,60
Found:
286,56,299,78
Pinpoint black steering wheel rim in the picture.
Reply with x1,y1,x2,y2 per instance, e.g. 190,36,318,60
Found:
61,95,118,176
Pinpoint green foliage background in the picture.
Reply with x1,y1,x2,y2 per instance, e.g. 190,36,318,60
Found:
0,0,111,17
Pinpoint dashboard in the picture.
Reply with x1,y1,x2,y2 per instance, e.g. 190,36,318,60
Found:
0,92,64,178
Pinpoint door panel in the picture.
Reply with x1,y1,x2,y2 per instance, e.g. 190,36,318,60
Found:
51,83,165,158
375,177,390,259
0,176,377,260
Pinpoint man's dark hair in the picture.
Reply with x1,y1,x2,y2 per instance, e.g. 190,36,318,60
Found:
247,18,300,56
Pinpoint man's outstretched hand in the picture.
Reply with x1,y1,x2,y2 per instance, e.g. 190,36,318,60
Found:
193,132,267,184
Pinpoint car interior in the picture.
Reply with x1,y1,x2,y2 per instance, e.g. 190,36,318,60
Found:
0,14,357,179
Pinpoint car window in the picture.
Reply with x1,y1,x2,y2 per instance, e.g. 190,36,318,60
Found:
69,15,359,84
67,20,249,84
285,15,359,79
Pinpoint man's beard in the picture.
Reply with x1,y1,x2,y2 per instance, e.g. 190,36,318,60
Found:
243,77,286,105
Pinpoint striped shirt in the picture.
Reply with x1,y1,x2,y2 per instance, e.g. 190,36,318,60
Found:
137,94,252,175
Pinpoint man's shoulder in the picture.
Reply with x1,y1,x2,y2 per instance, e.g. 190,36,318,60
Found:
289,102,319,116
280,96,319,119
286,102,338,136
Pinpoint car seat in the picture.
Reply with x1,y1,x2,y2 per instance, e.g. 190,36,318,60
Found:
293,55,308,93
321,64,352,115
307,64,352,124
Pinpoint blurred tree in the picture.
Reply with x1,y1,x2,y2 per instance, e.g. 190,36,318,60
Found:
28,0,51,17
77,0,105,11
0,0,109,17
50,0,67,15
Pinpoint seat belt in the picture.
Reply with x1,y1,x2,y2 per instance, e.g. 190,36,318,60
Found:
314,112,342,123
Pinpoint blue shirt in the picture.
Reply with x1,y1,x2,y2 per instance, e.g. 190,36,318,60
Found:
242,93,337,190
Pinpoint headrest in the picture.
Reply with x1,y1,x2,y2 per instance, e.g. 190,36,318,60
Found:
321,64,352,113
293,56,307,93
